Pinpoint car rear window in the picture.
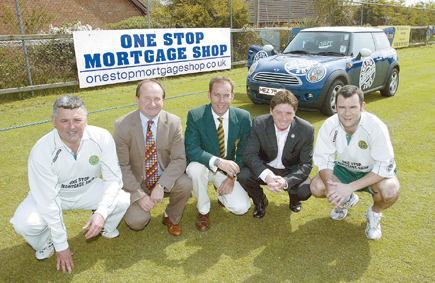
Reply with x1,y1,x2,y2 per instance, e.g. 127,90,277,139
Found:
373,32,392,50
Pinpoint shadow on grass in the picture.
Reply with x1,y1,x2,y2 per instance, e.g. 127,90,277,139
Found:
180,200,296,277
244,217,371,282
1,197,370,282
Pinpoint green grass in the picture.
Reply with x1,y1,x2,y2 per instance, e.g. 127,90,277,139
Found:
1,45,434,282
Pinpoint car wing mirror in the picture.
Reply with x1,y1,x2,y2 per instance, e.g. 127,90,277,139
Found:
356,48,372,60
263,44,274,52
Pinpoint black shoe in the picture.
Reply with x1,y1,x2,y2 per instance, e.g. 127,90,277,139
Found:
289,195,302,213
253,196,268,218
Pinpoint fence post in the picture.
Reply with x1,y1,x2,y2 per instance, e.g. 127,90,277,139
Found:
231,0,233,29
14,0,34,97
421,8,425,42
361,3,364,26
288,0,291,43
421,8,425,26
385,5,389,25
406,7,409,25
147,0,151,28
330,3,332,26
230,0,233,65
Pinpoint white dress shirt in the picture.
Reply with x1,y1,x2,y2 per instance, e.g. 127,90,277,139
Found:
209,109,229,172
259,124,291,185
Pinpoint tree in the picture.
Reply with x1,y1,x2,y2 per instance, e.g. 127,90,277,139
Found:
0,6,54,34
311,0,356,26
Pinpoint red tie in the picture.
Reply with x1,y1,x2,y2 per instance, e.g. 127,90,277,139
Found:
145,120,158,190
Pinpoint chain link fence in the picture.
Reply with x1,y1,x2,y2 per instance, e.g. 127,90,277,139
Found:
1,0,434,101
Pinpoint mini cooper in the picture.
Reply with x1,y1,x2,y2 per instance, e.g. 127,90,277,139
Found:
246,26,400,116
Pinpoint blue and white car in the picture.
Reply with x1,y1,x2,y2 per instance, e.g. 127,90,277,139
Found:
246,26,400,116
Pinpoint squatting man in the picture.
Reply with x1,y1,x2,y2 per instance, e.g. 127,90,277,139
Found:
10,95,130,274
310,85,400,240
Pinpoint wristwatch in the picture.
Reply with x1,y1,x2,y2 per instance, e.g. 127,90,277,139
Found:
214,158,221,167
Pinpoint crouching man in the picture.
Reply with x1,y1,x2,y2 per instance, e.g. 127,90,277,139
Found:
10,95,130,273
310,85,400,240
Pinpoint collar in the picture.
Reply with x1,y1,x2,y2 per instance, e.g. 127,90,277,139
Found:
273,123,291,135
53,125,89,151
139,111,160,127
211,108,229,121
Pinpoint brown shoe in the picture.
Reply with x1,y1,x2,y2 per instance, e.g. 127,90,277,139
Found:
195,213,210,231
162,216,182,236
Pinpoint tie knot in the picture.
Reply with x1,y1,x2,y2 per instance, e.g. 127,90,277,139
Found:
147,120,153,129
218,117,223,123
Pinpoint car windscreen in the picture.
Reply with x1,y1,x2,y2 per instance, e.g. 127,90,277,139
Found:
283,31,351,56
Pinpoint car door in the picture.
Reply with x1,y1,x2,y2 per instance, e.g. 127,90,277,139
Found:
372,32,394,87
347,32,380,91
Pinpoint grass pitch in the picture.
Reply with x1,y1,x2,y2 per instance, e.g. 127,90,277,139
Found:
0,45,434,282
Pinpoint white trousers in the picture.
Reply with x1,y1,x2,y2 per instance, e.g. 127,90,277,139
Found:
10,180,130,252
186,162,251,215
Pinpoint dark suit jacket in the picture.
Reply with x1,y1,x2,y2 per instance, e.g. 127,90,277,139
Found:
113,109,187,203
243,114,314,189
185,103,251,169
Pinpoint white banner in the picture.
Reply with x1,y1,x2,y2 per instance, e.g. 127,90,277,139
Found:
73,28,231,88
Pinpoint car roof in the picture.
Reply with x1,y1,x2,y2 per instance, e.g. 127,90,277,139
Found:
300,26,384,33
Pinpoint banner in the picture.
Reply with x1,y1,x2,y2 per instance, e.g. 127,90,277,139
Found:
379,26,411,49
73,28,231,88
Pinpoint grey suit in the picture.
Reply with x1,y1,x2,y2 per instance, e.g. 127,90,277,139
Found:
238,114,314,204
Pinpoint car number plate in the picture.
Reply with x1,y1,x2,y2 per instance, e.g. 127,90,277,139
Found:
259,86,279,96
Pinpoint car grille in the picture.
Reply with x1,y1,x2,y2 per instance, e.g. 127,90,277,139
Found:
252,72,301,86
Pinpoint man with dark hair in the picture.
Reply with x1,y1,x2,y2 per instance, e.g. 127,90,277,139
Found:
310,85,400,240
113,79,192,236
10,95,130,274
238,89,314,218
185,75,251,231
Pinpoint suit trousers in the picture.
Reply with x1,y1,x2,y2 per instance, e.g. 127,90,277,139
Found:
123,173,191,230
186,162,251,215
10,179,130,252
238,165,312,205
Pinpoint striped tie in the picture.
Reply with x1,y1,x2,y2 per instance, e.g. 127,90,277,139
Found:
145,120,158,190
217,117,225,158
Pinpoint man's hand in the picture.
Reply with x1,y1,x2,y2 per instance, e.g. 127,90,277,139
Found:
138,195,156,212
265,173,286,194
217,176,235,195
326,181,353,208
150,185,164,204
217,159,240,177
56,248,74,274
82,212,105,239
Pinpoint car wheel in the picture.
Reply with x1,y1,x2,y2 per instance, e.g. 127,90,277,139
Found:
380,68,399,97
320,80,344,116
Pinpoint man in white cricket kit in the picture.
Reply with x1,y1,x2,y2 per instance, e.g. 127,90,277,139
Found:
310,85,400,240
10,95,130,274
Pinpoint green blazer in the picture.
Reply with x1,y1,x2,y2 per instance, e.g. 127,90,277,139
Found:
185,103,251,169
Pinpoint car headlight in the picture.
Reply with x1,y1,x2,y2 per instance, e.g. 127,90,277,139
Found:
307,66,326,83
248,61,258,76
